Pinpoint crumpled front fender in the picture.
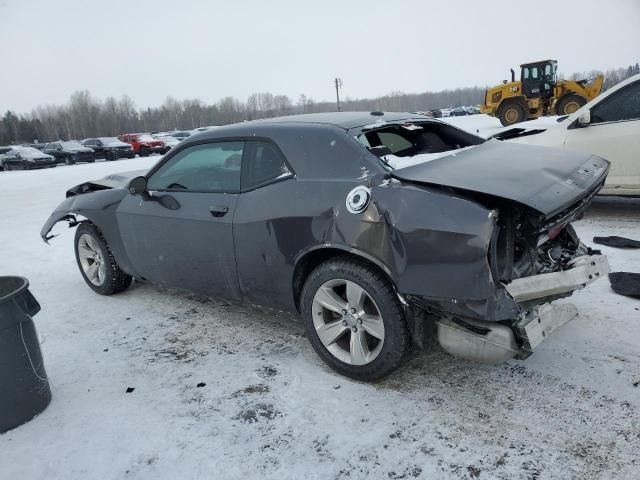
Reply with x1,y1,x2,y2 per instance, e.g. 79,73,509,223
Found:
40,188,128,243
40,196,81,242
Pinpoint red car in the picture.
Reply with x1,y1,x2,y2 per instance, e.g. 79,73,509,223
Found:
118,133,167,156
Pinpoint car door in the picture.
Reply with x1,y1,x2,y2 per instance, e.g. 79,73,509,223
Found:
50,143,62,160
116,140,244,301
564,80,640,194
42,143,53,157
233,140,296,310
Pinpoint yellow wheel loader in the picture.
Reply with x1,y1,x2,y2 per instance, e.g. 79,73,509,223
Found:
480,60,604,126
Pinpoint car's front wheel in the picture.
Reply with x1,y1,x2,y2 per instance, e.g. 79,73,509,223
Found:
74,223,132,295
301,257,410,381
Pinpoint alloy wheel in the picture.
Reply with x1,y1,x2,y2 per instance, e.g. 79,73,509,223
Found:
312,279,385,366
77,233,107,286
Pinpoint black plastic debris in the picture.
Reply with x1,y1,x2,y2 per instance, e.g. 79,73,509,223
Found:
609,272,640,299
126,387,135,393
196,382,206,388
0,276,51,433
593,236,640,249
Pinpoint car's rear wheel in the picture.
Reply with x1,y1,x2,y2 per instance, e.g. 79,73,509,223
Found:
64,156,73,166
139,147,149,157
301,257,410,381
74,223,132,295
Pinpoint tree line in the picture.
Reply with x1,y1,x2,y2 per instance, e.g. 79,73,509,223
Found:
1,61,638,145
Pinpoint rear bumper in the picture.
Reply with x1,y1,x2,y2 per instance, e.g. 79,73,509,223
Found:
504,254,610,302
436,254,610,363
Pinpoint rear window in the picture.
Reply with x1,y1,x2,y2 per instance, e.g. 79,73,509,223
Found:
356,122,484,169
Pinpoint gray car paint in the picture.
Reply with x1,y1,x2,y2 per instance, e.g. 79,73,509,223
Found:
40,112,608,331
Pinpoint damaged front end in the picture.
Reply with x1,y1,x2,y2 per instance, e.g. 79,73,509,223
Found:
435,197,609,364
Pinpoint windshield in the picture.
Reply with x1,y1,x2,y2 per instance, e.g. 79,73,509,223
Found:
354,121,484,169
61,141,85,149
138,134,156,142
13,147,44,156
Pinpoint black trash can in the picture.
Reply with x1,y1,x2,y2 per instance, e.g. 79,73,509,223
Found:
0,276,51,433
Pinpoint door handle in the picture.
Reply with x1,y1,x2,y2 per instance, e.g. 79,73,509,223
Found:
209,205,229,217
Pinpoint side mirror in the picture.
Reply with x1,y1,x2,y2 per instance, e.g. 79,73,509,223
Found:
577,110,591,127
128,176,148,195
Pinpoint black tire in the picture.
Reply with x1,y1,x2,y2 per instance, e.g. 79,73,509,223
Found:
556,94,587,116
89,156,96,163
74,223,132,295
64,156,74,166
139,147,149,157
104,150,115,161
300,256,410,381
498,101,526,126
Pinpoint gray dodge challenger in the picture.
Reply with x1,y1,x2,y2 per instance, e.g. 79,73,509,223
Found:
41,112,610,380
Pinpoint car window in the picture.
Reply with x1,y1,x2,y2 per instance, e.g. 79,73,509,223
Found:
242,141,291,190
377,132,413,154
148,141,244,193
591,81,640,124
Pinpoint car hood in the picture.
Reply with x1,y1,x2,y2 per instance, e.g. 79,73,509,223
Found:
390,139,609,218
65,147,93,153
86,169,147,189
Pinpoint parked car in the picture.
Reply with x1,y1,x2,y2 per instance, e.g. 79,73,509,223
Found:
0,146,15,170
82,137,134,161
450,107,471,116
28,143,46,150
492,73,640,196
0,146,14,170
118,133,167,156
42,141,95,165
170,131,192,141
3,146,56,170
152,134,181,150
41,112,610,380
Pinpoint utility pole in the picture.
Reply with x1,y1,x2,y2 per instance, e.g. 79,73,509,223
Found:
334,78,343,111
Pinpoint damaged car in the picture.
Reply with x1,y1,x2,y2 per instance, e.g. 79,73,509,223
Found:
41,112,610,380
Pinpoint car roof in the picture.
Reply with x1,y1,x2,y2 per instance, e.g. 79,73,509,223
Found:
185,112,435,143
253,111,430,129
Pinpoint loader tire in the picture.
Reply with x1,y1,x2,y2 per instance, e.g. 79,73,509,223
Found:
498,101,526,126
556,94,587,116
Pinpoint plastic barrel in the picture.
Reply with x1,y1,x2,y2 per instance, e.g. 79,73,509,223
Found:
0,276,51,433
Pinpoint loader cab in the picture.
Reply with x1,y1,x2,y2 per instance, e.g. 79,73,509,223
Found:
521,60,557,99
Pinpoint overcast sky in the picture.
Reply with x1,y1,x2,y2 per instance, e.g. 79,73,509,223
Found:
1,0,639,113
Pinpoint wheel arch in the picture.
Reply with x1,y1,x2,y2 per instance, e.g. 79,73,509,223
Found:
497,95,527,112
291,244,397,312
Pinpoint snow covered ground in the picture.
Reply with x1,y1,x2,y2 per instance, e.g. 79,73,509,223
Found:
1,154,639,480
